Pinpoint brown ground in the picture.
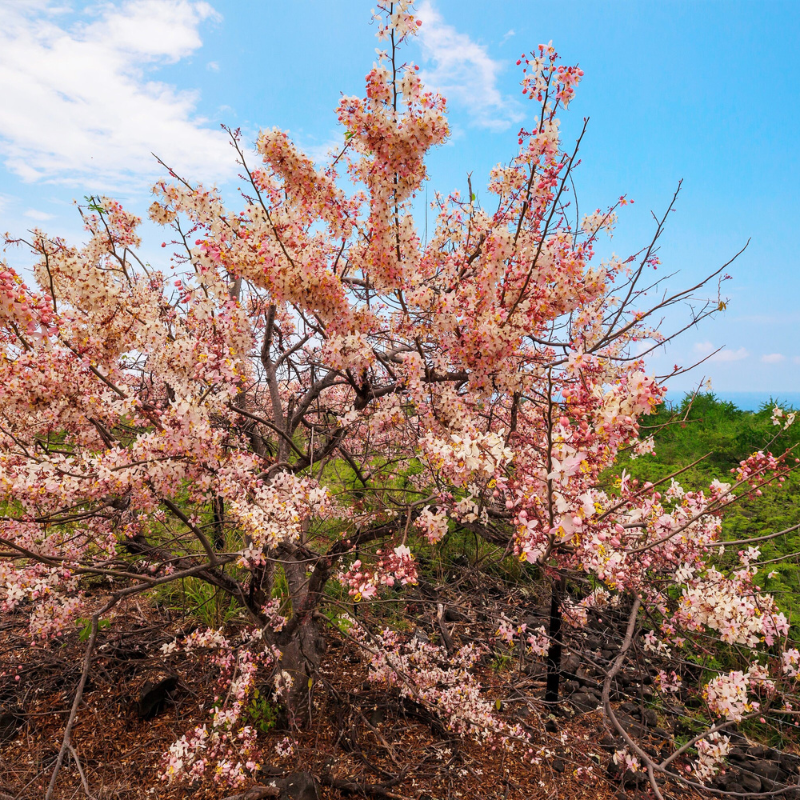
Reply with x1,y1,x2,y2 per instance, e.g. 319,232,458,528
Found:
0,593,703,800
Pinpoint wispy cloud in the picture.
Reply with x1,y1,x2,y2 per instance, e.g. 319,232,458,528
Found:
761,353,786,364
24,209,55,221
500,29,516,45
416,1,523,132
0,0,232,191
693,341,749,362
298,132,347,166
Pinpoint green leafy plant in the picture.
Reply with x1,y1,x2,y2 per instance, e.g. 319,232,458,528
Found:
246,688,278,734
76,617,111,641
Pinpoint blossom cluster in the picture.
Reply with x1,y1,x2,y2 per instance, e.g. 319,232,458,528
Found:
160,628,276,787
340,544,417,601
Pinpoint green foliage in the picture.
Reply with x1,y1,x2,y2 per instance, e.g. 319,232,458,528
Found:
157,576,244,628
245,688,278,734
621,392,800,623
491,652,514,673
76,617,111,641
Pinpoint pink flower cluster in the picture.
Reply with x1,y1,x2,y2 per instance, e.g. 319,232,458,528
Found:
160,628,276,787
340,544,418,601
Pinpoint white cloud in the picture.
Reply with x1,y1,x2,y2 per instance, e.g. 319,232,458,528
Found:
692,341,748,362
416,1,523,131
632,340,661,358
206,60,220,71
693,341,714,355
761,353,786,364
24,209,55,221
500,29,516,45
0,0,233,190
299,132,347,166
715,348,749,362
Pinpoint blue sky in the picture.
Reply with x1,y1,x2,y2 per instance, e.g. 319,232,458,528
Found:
1,0,798,392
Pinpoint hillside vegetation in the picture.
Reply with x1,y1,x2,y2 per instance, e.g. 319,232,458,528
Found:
620,393,800,623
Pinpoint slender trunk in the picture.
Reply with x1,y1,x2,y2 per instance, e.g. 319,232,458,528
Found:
212,496,225,550
545,573,565,704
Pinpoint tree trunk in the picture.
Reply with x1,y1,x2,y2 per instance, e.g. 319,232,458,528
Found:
276,616,326,728
212,496,225,549
273,540,328,728
545,573,565,704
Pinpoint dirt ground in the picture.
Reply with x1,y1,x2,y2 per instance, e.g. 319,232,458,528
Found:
0,591,707,800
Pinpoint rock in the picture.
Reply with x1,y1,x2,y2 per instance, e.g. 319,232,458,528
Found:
715,769,748,791
739,772,762,793
552,758,565,773
0,706,22,742
562,652,581,674
368,707,385,726
600,734,621,753
545,718,559,733
136,674,178,719
444,607,468,623
622,769,648,789
618,714,646,739
750,760,781,782
642,709,658,728
571,692,599,713
780,753,800,775
760,776,779,793
277,772,320,800
563,679,581,694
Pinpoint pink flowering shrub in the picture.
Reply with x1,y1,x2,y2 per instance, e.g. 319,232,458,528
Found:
1,0,799,794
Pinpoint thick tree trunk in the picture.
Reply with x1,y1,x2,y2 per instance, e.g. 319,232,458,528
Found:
273,539,328,728
545,573,566,704
277,616,326,728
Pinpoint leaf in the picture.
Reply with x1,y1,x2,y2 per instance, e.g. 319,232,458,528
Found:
83,196,105,215
494,698,502,711
470,192,476,202
718,301,727,311
308,677,314,689
77,617,110,641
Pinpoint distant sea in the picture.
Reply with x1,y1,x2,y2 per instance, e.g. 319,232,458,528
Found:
664,391,800,412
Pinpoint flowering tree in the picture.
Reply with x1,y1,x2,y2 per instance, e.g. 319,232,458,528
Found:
2,2,799,796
